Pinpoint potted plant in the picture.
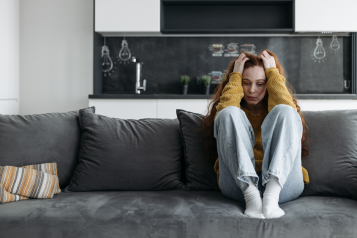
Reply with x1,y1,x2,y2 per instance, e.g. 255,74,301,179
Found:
179,75,190,95
200,75,212,95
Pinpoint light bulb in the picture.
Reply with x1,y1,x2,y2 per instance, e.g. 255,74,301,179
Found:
101,45,113,73
119,39,131,61
313,37,326,60
330,35,340,51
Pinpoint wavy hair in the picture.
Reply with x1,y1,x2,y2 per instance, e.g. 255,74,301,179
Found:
200,49,310,165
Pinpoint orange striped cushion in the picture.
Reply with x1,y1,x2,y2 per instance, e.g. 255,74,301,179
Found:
0,162,61,204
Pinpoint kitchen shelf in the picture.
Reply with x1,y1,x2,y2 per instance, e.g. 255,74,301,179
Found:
161,0,294,34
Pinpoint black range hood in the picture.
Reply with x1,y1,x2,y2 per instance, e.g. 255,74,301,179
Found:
160,0,294,34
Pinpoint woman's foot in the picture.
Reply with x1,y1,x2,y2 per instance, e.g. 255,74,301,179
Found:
243,176,265,219
263,175,285,218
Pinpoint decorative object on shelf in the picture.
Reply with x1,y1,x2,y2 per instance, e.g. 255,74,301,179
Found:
312,36,326,62
208,71,223,84
240,44,256,55
118,37,132,63
224,43,239,57
180,75,190,95
208,44,224,57
200,75,212,95
101,37,114,77
344,80,351,89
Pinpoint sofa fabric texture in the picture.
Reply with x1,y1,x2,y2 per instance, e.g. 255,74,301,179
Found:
0,107,93,189
300,109,357,199
176,109,219,191
0,191,357,238
65,108,185,192
1,107,357,238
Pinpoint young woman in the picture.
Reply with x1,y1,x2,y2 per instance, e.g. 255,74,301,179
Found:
201,50,310,219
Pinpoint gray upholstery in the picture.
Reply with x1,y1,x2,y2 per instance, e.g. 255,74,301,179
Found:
0,107,94,189
301,109,357,199
65,108,186,192
0,191,357,238
176,109,219,191
1,108,357,238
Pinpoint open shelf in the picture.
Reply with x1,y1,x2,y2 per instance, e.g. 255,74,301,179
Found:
161,0,294,34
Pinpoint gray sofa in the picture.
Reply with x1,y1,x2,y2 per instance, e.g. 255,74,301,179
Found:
0,106,357,238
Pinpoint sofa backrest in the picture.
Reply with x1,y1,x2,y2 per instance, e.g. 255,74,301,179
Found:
300,109,357,199
0,108,94,189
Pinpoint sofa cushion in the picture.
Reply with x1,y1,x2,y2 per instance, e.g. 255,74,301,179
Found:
0,191,356,237
301,109,357,199
0,107,93,189
176,109,219,191
65,108,185,192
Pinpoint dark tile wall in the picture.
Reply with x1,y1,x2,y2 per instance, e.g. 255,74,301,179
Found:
100,36,351,94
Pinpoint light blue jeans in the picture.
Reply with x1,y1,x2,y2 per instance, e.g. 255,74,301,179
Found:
214,104,304,205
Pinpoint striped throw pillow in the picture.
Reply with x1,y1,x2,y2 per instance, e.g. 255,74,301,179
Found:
0,162,61,204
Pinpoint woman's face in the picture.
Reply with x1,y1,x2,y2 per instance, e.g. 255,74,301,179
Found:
242,66,267,106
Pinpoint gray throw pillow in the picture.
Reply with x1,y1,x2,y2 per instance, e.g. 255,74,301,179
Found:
301,109,357,200
0,107,94,189
65,108,186,192
176,109,219,191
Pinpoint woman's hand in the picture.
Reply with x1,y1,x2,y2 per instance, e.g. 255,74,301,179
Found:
233,53,249,74
258,50,276,70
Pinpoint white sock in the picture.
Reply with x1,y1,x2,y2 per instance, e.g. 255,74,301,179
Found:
263,175,285,218
243,176,265,219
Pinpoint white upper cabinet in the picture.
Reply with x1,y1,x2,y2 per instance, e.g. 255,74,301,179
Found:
95,0,160,33
295,0,357,32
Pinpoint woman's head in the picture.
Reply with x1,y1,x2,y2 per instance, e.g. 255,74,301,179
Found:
200,49,310,164
235,50,287,108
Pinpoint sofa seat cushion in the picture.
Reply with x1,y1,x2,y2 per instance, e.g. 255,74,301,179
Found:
0,192,357,238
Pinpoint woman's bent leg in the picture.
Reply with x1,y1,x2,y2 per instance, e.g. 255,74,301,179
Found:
278,141,304,204
214,106,258,194
260,104,304,218
214,106,265,219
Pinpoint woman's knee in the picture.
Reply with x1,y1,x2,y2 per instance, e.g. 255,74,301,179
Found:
270,104,300,121
215,106,243,123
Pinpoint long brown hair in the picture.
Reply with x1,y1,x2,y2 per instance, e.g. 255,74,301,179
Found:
200,49,310,164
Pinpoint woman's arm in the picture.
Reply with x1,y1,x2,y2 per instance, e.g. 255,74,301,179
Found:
214,72,245,120
214,53,249,120
259,50,297,112
265,67,297,112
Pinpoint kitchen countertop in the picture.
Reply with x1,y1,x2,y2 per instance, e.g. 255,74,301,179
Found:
89,94,213,99
89,94,357,100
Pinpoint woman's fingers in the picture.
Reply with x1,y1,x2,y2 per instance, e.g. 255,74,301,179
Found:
263,51,273,59
259,54,266,61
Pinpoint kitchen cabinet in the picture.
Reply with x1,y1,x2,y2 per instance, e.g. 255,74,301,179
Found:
89,99,211,119
95,0,160,33
157,99,210,119
295,0,357,32
89,99,157,119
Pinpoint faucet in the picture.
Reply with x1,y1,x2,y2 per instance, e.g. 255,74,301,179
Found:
131,57,146,94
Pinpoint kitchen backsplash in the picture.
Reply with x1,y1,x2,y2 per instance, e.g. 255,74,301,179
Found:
100,36,351,94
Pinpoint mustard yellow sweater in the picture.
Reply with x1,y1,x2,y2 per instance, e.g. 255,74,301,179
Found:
213,67,309,190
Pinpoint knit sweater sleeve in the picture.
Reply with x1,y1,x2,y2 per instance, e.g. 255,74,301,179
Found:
214,72,244,120
265,67,297,112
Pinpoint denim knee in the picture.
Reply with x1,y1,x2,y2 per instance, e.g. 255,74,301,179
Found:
269,104,300,122
214,106,244,138
215,106,243,123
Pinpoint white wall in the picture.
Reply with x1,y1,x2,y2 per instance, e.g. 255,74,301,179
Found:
19,0,93,115
0,0,20,114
